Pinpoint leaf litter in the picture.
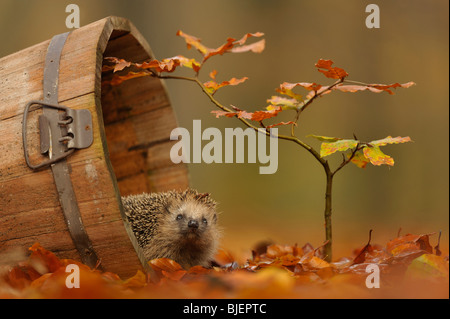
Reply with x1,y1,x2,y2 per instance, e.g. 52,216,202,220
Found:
0,231,447,299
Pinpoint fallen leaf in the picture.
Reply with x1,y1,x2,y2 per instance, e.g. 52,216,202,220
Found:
353,230,373,264
406,254,449,280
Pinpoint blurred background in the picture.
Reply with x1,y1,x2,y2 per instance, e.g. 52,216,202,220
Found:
1,0,448,259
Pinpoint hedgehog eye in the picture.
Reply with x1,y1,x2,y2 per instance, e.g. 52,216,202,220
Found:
176,214,183,220
202,217,208,225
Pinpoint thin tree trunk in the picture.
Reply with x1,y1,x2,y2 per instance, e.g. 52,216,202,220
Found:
323,167,333,262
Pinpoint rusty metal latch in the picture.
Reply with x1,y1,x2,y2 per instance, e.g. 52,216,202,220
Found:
22,100,93,169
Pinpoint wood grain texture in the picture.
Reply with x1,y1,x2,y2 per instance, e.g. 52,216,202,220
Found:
0,16,189,278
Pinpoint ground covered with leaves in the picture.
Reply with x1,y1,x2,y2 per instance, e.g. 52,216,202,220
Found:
0,232,448,299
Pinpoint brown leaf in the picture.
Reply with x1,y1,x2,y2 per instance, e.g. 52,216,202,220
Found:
110,71,150,86
135,58,181,73
333,82,416,95
203,77,248,94
315,59,348,79
266,244,296,258
209,70,218,80
214,248,236,267
176,30,210,55
386,233,435,264
203,37,236,62
103,57,131,72
149,258,186,280
251,106,283,122
211,105,281,122
435,231,442,256
210,109,252,120
233,32,265,45
177,30,264,64
230,39,265,53
28,242,62,273
122,270,147,288
353,229,373,264
280,82,323,92
265,121,296,129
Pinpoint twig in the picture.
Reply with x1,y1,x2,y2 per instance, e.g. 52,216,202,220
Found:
332,144,362,176
291,78,344,136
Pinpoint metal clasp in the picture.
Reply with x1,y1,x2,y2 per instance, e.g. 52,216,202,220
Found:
22,100,93,170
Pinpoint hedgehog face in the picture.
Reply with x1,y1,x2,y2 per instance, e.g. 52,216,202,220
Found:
168,200,217,240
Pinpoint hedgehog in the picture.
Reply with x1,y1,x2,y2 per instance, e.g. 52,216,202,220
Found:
121,188,220,269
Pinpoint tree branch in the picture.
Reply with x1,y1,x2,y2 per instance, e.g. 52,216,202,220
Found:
158,74,329,168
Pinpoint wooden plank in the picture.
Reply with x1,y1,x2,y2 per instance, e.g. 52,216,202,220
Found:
101,76,171,125
0,158,115,215
147,165,190,192
0,20,104,120
117,173,150,196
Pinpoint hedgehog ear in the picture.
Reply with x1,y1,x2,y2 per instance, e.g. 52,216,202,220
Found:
164,197,177,214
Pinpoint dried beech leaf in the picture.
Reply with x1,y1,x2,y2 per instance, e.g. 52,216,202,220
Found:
110,71,150,86
320,139,359,157
315,59,348,79
363,145,394,166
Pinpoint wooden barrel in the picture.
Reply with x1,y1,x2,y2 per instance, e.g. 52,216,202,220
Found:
0,16,189,278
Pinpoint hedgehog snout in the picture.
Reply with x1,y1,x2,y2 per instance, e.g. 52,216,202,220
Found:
188,219,199,229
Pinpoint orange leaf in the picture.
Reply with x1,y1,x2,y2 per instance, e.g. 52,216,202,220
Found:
177,30,264,64
103,57,131,72
280,82,322,92
233,32,265,45
203,37,236,62
176,30,210,55
265,121,296,129
149,258,187,280
251,106,283,122
334,82,415,95
209,70,218,80
164,55,201,72
214,248,236,266
315,59,348,79
135,58,181,73
230,39,265,54
110,71,150,86
29,242,62,273
162,269,187,281
203,77,248,94
122,270,147,289
386,233,434,256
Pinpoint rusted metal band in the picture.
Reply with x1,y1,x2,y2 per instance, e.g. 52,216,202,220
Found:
42,32,101,269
